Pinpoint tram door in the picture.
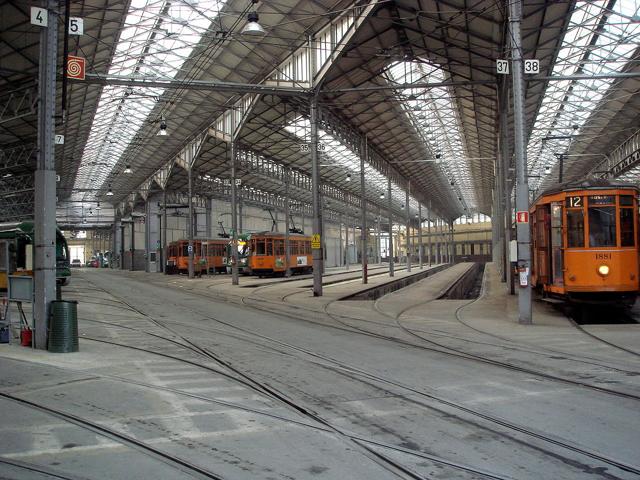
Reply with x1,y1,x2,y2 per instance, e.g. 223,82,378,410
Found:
550,203,564,286
534,205,551,284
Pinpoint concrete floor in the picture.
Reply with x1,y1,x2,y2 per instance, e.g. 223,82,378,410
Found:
1,263,639,479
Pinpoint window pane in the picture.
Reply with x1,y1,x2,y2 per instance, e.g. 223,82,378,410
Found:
266,240,273,255
567,209,584,247
620,208,635,247
620,195,633,206
182,245,188,256
588,207,616,247
256,240,265,255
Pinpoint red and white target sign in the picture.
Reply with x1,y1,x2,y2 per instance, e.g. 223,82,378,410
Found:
66,55,85,80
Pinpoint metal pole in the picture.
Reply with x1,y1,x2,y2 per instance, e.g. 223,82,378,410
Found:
345,218,350,270
187,168,194,279
500,80,512,286
238,194,243,233
338,213,343,267
33,0,58,350
418,204,423,269
360,137,368,284
427,202,432,266
162,190,167,273
377,209,382,264
387,177,394,277
510,0,532,324
120,224,125,269
145,200,150,273
230,141,239,285
284,167,291,276
405,183,411,272
206,199,212,238
310,97,323,296
129,221,135,271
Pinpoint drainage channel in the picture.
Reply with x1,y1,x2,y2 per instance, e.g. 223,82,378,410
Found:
438,263,485,300
339,264,451,301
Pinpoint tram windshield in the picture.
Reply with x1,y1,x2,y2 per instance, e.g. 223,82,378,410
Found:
588,206,616,247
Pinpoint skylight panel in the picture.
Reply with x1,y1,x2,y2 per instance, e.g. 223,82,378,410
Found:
73,0,225,199
528,0,640,191
284,117,422,218
385,61,477,212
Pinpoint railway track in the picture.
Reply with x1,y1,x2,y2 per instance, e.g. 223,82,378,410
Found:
69,274,640,478
0,391,227,480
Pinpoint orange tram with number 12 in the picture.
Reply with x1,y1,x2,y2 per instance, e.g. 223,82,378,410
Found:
245,232,313,276
166,238,228,275
530,180,639,307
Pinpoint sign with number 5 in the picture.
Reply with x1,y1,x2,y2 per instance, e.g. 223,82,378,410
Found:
69,17,84,35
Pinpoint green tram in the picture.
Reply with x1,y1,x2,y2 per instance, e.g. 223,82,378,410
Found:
0,222,71,289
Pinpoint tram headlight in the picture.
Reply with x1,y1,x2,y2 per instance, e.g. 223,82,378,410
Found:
597,264,610,277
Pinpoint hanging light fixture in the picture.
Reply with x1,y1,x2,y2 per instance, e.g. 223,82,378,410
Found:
379,192,385,199
124,165,132,173
157,117,168,136
401,204,405,209
106,184,114,196
346,173,351,182
242,0,265,35
96,202,101,210
544,164,551,174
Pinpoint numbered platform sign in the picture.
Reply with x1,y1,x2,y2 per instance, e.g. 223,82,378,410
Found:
69,17,84,35
524,59,540,75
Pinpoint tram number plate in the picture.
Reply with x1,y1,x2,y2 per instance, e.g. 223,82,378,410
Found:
595,253,611,260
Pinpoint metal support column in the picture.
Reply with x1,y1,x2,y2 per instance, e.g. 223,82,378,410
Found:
187,168,194,278
129,221,135,271
310,97,323,296
230,141,239,285
33,0,58,349
338,214,343,267
405,183,411,272
238,194,243,233
145,201,151,273
206,199,212,239
120,224,125,270
418,204,423,269
510,0,532,324
161,190,167,273
436,218,441,264
284,167,291,276
376,210,382,264
500,80,512,286
360,137,368,283
427,203,432,266
387,177,394,277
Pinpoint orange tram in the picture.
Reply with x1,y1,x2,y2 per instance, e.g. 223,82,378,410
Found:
530,180,639,307
244,232,313,276
166,238,228,274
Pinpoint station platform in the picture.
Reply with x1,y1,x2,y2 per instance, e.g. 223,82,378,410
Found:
1,263,640,479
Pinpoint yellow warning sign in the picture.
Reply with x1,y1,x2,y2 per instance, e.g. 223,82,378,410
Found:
311,234,321,249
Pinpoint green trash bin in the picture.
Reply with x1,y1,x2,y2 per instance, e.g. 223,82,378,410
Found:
49,300,79,353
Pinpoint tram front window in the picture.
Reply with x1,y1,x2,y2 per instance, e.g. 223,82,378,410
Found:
588,207,616,247
620,207,635,247
566,209,584,247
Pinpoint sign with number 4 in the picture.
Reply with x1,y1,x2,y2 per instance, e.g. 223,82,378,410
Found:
69,17,84,35
524,59,540,74
30,7,48,27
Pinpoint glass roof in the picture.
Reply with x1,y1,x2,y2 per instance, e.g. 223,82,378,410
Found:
385,60,477,211
528,0,640,192
72,0,225,200
285,116,423,218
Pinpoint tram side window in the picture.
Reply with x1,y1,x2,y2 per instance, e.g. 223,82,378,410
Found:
274,239,285,255
266,239,273,256
588,207,616,247
256,239,266,255
566,209,584,247
620,208,635,247
182,244,189,256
